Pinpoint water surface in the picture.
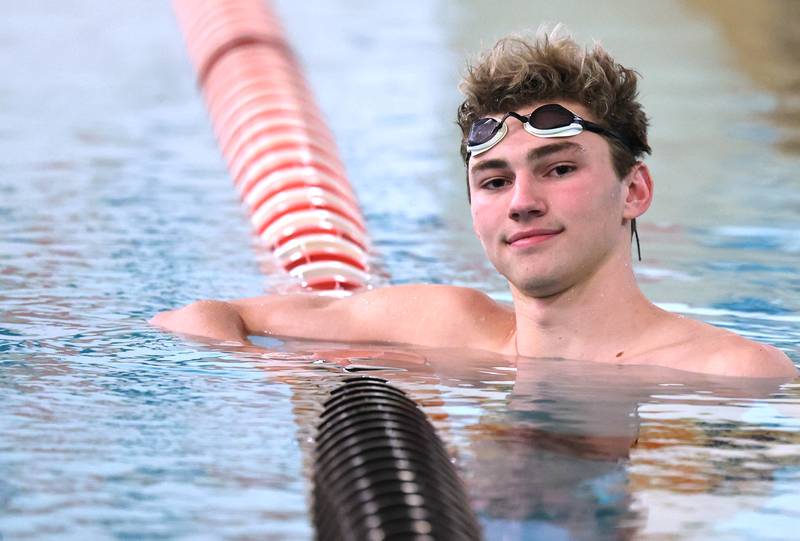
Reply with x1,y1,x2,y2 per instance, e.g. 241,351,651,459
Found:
2,1,799,539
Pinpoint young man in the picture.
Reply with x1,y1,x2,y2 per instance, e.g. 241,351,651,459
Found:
151,31,796,379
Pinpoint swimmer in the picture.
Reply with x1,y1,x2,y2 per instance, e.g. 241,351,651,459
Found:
151,29,797,379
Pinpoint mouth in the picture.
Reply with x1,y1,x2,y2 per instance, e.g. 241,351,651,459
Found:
505,228,563,247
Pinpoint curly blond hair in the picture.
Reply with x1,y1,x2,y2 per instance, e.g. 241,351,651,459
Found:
457,28,651,177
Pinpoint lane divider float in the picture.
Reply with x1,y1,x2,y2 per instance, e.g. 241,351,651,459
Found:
314,377,483,540
173,0,380,293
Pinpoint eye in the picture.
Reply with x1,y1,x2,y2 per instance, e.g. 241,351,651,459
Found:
480,177,511,190
548,164,576,177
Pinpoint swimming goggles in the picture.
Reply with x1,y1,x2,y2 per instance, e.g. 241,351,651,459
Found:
466,103,629,157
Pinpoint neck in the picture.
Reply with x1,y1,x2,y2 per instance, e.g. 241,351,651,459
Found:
510,250,659,361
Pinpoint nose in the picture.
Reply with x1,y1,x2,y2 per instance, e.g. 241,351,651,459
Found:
508,174,546,221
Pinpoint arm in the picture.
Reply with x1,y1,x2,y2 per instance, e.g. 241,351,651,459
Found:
149,300,252,343
149,294,343,344
149,284,513,348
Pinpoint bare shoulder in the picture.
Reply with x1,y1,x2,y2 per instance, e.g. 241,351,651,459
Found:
655,315,798,378
367,283,509,311
702,330,797,378
341,284,515,349
348,283,508,311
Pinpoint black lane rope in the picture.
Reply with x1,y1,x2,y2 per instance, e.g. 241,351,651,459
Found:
313,376,483,541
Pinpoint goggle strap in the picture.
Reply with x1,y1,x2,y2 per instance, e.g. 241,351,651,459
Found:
580,122,631,152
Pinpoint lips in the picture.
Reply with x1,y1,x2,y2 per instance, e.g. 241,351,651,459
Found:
506,228,563,246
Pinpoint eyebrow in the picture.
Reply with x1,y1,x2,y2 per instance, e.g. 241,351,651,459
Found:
527,141,585,162
469,141,585,176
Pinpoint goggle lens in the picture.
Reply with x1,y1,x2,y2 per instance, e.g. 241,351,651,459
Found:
468,117,501,147
528,104,576,130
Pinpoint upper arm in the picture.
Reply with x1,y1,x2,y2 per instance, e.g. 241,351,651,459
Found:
234,284,512,348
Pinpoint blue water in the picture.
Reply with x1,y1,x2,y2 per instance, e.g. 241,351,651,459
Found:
2,1,800,540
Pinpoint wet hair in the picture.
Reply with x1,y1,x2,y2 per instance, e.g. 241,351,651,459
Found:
457,27,651,177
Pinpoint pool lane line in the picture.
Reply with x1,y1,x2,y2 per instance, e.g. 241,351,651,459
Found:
173,0,380,293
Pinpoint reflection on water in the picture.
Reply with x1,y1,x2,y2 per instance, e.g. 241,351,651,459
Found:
2,0,800,540
251,340,800,540
5,323,800,539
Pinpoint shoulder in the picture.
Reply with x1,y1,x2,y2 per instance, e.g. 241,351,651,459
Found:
346,284,515,349
659,316,798,378
701,331,797,378
356,283,508,311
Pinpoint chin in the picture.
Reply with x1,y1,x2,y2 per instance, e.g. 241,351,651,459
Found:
518,282,566,299
507,271,566,298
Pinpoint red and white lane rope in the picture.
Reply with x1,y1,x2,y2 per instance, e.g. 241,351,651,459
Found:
173,0,379,293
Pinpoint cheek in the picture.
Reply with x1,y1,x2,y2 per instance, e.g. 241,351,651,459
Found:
602,183,626,218
558,181,621,222
469,198,500,241
470,208,485,241
551,185,593,218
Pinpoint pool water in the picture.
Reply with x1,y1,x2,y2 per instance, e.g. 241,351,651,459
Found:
2,1,800,539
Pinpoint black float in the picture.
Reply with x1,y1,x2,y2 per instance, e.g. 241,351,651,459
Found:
313,376,482,541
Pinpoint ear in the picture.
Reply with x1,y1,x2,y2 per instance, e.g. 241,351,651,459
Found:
622,162,653,220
